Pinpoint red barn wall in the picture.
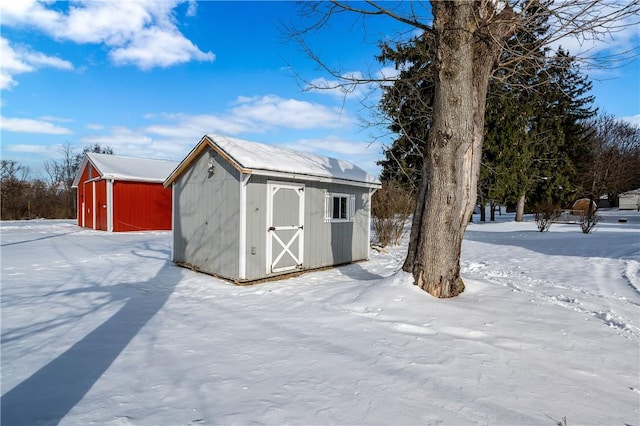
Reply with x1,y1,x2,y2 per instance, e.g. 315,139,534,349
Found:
76,165,92,226
95,180,107,231
83,181,94,230
112,181,172,232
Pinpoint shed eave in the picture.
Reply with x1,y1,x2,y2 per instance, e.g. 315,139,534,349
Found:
250,168,382,189
100,174,165,184
164,135,251,187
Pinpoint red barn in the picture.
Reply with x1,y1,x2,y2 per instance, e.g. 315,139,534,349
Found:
72,153,178,232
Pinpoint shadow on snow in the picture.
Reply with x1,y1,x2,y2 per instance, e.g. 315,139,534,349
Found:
1,251,182,426
464,221,639,260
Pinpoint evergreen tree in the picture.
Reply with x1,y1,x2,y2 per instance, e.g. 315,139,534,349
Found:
482,45,596,219
523,48,596,209
481,1,554,220
378,15,596,221
376,32,436,193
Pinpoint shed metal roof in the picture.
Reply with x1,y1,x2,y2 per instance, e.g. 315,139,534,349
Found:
165,134,381,188
72,152,179,187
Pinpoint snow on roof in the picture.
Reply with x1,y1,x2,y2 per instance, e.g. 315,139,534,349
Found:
205,134,380,186
619,188,640,197
73,153,179,187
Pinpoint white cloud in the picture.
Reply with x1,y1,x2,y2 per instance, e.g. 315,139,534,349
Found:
546,2,640,59
306,71,371,99
39,116,74,123
0,37,73,90
186,0,198,17
621,114,640,127
5,144,51,154
229,95,352,129
145,95,353,139
376,66,400,81
286,135,379,157
0,0,214,71
144,113,248,140
285,135,383,177
110,26,214,70
306,68,400,99
1,116,73,135
82,126,153,146
80,125,191,160
75,95,358,163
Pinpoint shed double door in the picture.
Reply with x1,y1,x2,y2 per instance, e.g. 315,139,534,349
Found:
267,182,304,274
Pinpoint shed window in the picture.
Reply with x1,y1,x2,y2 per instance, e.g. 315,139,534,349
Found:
325,192,356,223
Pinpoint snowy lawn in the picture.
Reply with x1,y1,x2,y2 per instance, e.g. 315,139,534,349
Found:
1,210,639,425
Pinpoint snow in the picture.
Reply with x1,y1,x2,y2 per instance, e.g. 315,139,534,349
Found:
208,134,381,186
72,153,179,186
1,210,639,425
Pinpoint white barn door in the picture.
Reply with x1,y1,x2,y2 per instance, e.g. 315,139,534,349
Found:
267,182,304,274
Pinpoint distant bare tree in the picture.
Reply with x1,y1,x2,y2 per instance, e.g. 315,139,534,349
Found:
1,160,30,220
578,114,640,203
292,0,639,297
45,143,81,218
372,181,415,247
44,143,114,219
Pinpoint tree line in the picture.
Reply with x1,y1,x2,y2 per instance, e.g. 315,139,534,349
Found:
292,0,640,297
1,144,113,220
376,18,640,222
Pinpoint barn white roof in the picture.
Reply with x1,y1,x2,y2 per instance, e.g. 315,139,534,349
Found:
72,152,179,187
165,134,381,188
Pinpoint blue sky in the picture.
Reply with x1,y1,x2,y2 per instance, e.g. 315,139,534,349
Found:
1,1,639,179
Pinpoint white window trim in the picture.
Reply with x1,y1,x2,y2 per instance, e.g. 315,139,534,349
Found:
325,192,356,223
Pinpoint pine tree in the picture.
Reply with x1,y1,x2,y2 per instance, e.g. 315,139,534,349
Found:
377,32,436,193
481,1,553,220
482,44,596,219
511,47,596,212
378,7,596,223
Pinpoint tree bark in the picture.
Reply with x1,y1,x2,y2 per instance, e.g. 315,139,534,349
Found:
404,1,510,298
402,170,428,272
515,193,526,222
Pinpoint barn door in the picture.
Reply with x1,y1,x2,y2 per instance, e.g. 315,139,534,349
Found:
267,182,304,274
95,180,107,231
83,182,94,229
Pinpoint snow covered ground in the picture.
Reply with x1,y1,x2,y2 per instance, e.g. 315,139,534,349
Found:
1,210,639,425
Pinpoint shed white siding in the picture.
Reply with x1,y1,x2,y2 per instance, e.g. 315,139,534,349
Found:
619,189,640,210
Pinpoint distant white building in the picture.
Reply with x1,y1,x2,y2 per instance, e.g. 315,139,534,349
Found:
619,188,640,211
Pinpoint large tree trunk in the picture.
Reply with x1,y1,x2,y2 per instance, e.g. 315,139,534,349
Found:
515,193,526,222
403,1,512,298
